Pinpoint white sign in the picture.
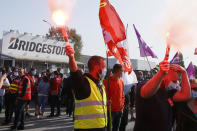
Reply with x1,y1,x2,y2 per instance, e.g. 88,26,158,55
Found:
1,31,72,63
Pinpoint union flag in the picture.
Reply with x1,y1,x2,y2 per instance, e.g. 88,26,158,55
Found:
99,0,126,43
99,0,132,73
102,29,132,73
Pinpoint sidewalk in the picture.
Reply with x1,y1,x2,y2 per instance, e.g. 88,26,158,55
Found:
0,107,134,131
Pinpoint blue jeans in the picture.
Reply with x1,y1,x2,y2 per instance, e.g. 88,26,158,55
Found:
107,111,122,131
38,96,48,110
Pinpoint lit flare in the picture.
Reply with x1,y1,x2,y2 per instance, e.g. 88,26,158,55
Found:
164,32,171,61
52,10,69,44
52,10,68,26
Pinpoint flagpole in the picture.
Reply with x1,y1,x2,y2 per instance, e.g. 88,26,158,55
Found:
133,24,153,75
106,52,112,131
140,46,153,76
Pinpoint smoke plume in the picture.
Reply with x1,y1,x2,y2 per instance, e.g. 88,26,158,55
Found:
158,0,197,51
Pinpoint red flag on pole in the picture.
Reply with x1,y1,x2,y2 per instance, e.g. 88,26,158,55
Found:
99,0,132,73
102,28,132,73
99,0,126,43
116,42,133,73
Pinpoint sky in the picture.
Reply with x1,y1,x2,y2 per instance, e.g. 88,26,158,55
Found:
0,0,197,68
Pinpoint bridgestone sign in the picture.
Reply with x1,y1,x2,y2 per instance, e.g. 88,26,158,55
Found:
1,31,72,63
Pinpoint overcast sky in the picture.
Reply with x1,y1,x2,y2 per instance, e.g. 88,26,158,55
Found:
0,0,196,67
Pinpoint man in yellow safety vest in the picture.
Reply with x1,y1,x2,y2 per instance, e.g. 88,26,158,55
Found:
65,45,107,131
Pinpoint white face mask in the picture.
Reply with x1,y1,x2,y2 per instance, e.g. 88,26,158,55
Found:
99,68,107,79
14,72,19,76
50,75,54,79
167,81,181,91
191,90,197,98
8,69,12,73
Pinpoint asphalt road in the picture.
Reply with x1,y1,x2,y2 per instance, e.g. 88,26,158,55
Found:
0,107,134,131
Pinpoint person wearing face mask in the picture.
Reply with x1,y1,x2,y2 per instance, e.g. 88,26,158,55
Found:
65,45,107,131
48,71,62,117
1,68,19,125
173,79,197,131
10,68,31,130
26,68,39,117
134,60,191,131
129,71,145,122
37,75,50,118
0,71,9,115
0,69,10,113
57,68,63,79
103,64,124,131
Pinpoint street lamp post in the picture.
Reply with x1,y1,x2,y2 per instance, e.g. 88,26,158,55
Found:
43,19,52,27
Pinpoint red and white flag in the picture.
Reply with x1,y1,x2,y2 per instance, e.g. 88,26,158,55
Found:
99,0,132,73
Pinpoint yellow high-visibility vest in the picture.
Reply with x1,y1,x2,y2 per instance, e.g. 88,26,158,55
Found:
5,82,19,94
74,76,107,129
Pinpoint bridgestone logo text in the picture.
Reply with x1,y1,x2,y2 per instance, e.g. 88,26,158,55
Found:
8,38,66,56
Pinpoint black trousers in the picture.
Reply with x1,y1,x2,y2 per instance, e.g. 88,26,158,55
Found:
14,100,28,127
4,93,17,123
50,95,61,115
119,108,129,131
66,98,74,116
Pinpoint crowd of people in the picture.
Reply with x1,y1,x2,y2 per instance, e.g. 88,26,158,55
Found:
0,67,75,130
0,43,196,131
65,44,196,131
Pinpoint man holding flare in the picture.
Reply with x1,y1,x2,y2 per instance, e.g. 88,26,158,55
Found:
134,42,191,131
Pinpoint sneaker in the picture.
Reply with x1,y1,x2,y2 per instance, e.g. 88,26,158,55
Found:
17,125,24,130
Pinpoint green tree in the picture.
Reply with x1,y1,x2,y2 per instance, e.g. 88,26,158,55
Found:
46,27,83,61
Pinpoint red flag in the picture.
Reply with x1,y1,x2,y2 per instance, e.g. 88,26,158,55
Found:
99,0,132,73
99,0,126,43
117,42,133,73
103,29,132,73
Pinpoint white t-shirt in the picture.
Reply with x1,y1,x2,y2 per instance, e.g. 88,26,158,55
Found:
0,78,10,96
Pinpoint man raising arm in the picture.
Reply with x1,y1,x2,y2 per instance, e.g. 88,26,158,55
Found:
65,45,108,131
